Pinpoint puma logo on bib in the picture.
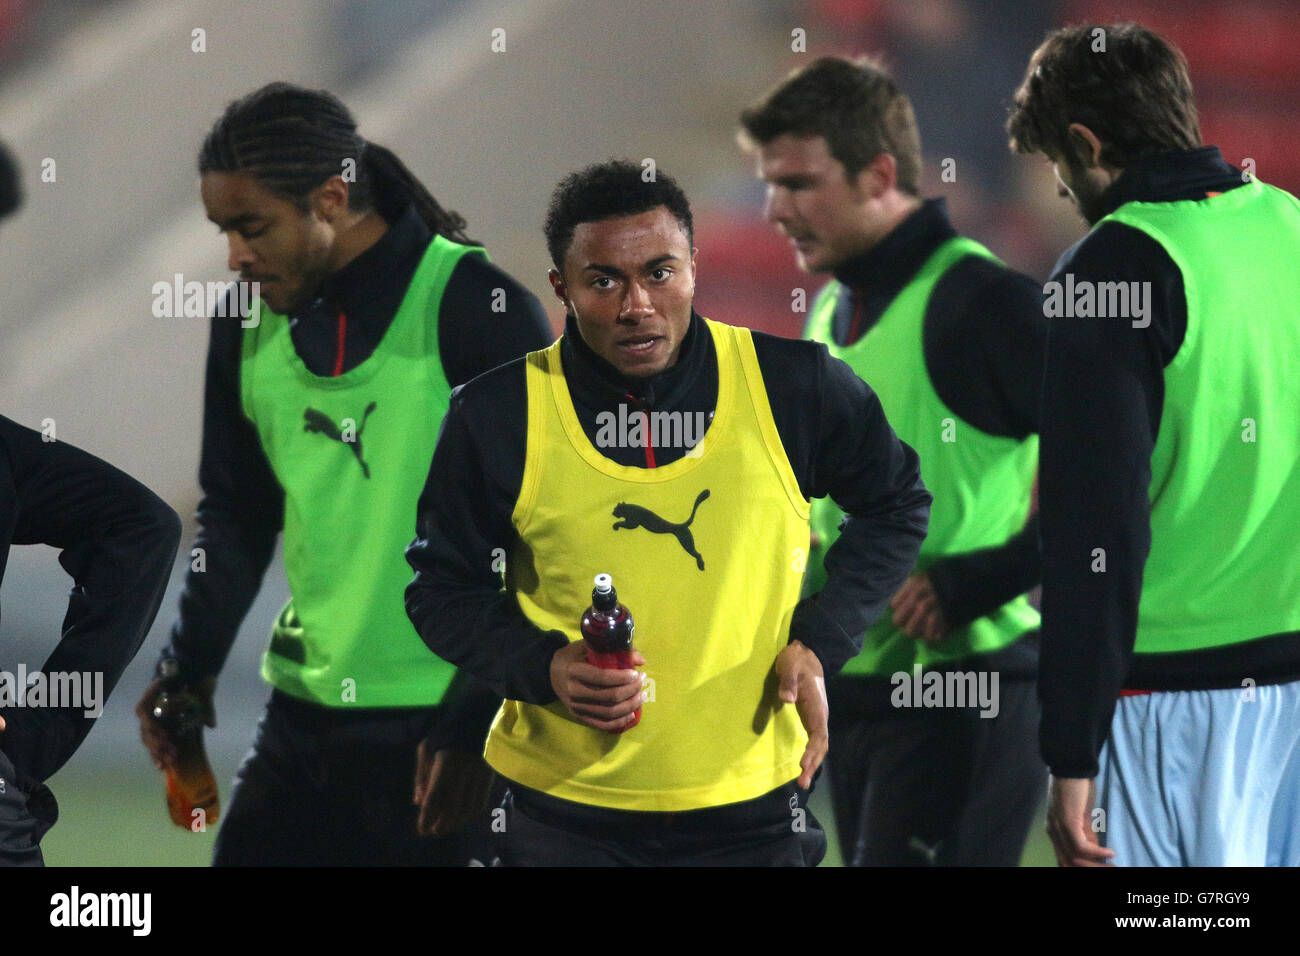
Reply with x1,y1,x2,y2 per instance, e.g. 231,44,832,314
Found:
303,401,376,478
611,489,710,570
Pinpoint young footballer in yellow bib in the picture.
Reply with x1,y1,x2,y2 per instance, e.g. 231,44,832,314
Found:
406,160,932,866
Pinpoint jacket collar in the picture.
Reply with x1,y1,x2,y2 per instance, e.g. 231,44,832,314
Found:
831,197,957,297
560,309,711,412
1097,146,1242,218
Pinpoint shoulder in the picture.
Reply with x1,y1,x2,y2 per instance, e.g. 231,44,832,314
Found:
747,326,831,376
447,353,532,417
446,248,536,295
442,249,547,316
746,326,867,407
930,252,1044,339
1263,180,1300,211
939,253,1040,306
1051,218,1176,282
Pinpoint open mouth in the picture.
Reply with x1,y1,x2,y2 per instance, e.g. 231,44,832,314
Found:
618,334,661,354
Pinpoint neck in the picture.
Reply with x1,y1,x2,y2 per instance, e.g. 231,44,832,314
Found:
872,192,923,248
842,192,924,262
326,210,389,274
567,312,699,401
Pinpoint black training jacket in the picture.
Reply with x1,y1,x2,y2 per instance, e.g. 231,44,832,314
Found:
405,309,933,703
0,416,180,785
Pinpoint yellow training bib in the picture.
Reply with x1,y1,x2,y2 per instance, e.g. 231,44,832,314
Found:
485,318,811,811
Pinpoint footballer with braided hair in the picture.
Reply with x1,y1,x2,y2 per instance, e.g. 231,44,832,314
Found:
136,83,552,865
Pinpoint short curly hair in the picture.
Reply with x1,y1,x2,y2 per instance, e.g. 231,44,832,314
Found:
544,159,694,272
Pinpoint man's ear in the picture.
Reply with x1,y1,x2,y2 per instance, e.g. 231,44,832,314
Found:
1066,123,1106,170
547,267,570,311
310,175,351,222
854,152,898,199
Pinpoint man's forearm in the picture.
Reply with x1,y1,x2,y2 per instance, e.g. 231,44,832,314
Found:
793,495,930,675
1036,241,1164,776
423,670,504,754
162,316,284,682
2,423,182,781
160,508,279,682
405,574,567,704
792,349,932,674
404,378,567,704
928,512,1041,628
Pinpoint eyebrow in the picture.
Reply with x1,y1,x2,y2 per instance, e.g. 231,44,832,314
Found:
582,254,680,276
768,174,816,188
209,213,263,230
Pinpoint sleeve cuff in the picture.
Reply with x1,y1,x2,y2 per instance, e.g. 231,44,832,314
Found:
509,630,569,705
425,676,505,754
787,598,858,677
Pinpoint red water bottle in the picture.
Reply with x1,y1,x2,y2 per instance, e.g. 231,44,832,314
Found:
580,573,640,732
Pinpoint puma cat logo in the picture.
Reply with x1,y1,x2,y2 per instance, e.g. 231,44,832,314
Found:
611,489,710,570
303,401,376,478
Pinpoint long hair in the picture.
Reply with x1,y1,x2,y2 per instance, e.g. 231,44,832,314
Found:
198,82,475,243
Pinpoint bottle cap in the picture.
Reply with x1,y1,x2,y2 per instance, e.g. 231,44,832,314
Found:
592,573,616,611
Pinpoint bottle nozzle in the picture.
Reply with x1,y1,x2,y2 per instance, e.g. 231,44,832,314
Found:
592,573,617,611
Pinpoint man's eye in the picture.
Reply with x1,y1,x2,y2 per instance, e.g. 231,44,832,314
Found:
650,268,672,281
592,277,616,289
242,228,267,240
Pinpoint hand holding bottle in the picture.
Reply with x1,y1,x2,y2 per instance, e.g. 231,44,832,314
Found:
137,672,220,830
549,642,646,733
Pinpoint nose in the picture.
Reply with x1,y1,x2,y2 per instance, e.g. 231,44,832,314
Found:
227,232,255,273
620,279,653,320
763,185,790,224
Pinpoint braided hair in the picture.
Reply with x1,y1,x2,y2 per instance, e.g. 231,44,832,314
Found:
198,82,475,244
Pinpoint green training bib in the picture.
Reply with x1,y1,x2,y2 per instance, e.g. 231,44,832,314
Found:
1105,181,1300,654
240,235,482,706
804,237,1039,676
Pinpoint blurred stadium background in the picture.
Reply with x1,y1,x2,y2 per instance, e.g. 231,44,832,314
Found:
0,0,1294,866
